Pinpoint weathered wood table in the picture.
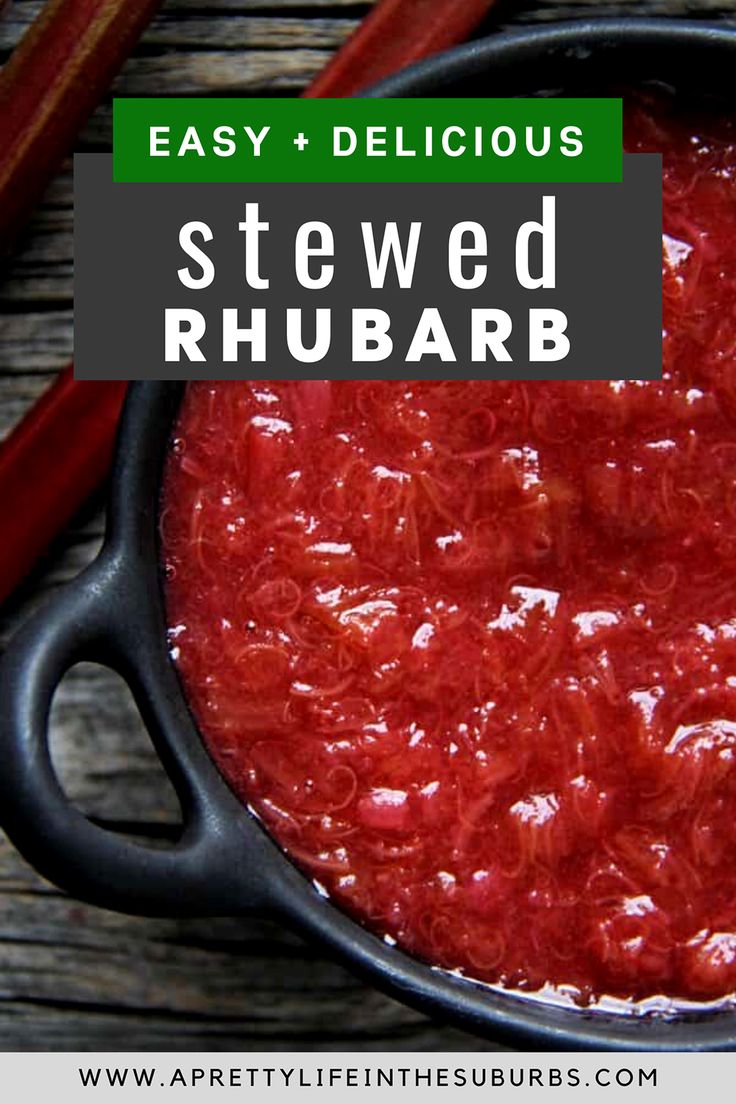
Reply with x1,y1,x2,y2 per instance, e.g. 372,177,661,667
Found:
1,0,735,1053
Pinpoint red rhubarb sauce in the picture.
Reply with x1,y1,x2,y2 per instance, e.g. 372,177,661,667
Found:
162,101,736,1008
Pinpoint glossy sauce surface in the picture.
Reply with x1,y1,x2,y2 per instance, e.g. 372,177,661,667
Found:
162,101,736,1005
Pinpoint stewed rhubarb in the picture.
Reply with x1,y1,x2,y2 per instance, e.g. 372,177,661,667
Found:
161,99,736,1007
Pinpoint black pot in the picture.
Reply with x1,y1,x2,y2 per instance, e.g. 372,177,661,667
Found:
3,20,736,1052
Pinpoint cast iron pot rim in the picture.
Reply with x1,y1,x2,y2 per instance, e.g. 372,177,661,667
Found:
365,16,736,98
2,17,736,1052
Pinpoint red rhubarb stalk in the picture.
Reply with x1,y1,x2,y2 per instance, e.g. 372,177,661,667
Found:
0,368,127,605
0,0,163,256
304,0,496,98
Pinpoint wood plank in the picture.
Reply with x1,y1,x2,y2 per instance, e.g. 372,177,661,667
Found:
113,49,334,95
1,16,356,56
125,15,357,49
0,315,73,377
0,0,366,55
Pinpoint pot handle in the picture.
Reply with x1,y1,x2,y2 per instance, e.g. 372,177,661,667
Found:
0,552,274,918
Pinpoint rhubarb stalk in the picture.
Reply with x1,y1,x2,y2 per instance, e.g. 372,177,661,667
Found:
0,0,162,256
304,0,495,98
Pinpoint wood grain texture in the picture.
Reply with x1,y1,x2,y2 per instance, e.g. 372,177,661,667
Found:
1,0,736,1052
